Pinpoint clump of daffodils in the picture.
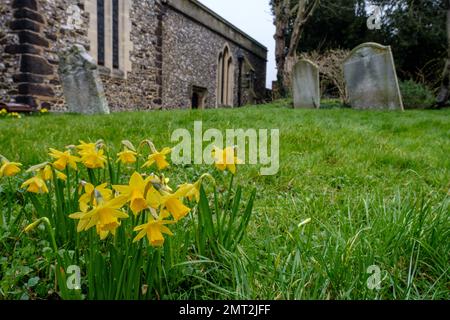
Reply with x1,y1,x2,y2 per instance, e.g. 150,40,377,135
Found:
1,110,22,119
14,140,241,248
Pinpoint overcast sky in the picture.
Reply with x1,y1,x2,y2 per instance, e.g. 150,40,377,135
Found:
198,0,276,88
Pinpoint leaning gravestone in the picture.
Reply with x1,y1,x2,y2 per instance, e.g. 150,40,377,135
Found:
292,59,320,109
343,42,403,110
58,45,110,114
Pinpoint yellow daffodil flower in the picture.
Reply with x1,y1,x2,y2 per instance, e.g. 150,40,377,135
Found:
113,172,149,215
49,148,81,171
117,148,138,165
0,160,22,177
77,141,107,169
146,186,191,221
69,195,129,240
78,182,113,212
21,176,49,194
212,146,242,174
177,181,201,203
142,147,171,170
39,164,66,181
133,217,175,246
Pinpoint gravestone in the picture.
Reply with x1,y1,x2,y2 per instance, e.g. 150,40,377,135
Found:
58,45,110,114
292,59,320,109
343,43,403,110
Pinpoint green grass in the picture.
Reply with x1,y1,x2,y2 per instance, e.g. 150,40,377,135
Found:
1,101,449,300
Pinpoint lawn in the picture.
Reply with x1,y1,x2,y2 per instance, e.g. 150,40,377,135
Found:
1,101,449,300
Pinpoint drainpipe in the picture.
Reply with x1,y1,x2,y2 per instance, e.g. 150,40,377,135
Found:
237,49,245,107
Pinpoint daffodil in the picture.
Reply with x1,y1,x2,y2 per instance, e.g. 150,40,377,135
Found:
117,148,137,165
78,182,112,212
212,146,242,174
142,147,171,170
177,181,201,203
0,159,22,177
21,176,49,194
146,186,191,221
133,217,174,246
77,141,107,169
49,148,81,171
40,164,66,181
113,172,149,215
69,194,129,240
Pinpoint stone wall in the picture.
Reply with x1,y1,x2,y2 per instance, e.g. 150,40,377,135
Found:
162,4,267,109
39,0,91,111
0,0,17,103
99,0,162,111
0,0,267,111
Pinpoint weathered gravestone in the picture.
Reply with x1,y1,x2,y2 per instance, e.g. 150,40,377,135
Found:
58,45,110,114
343,43,404,110
292,59,320,109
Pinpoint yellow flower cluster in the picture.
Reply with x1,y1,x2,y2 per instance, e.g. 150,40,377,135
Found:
4,139,241,247
69,172,199,245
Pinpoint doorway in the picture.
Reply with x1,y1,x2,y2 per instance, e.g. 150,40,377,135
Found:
191,86,207,109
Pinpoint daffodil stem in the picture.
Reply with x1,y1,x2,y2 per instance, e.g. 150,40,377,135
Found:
6,178,13,226
40,217,69,298
114,242,130,300
87,169,96,185
65,167,71,212
116,162,121,185
105,148,115,184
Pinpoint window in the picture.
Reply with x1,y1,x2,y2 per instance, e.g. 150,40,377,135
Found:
112,0,119,69
97,0,105,66
216,44,234,107
87,0,132,77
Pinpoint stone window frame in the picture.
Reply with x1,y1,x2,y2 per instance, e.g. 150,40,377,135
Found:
216,43,235,107
85,0,132,78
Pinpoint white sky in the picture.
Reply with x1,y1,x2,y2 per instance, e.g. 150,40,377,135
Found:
198,0,276,88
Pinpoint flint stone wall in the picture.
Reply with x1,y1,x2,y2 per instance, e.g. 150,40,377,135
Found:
0,0,268,112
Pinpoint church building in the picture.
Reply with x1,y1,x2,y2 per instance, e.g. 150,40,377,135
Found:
0,0,268,111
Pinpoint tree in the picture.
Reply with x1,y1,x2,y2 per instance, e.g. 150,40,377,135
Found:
272,0,320,96
437,0,450,106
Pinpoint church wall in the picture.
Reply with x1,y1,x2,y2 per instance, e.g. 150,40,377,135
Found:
98,0,163,111
0,0,267,111
0,0,18,104
162,5,267,109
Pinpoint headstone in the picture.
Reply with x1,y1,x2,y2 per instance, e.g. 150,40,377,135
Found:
343,43,404,110
292,59,320,109
58,45,110,114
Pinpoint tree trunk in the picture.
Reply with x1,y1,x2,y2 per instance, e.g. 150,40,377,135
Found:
274,0,289,97
436,1,450,107
273,0,319,97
